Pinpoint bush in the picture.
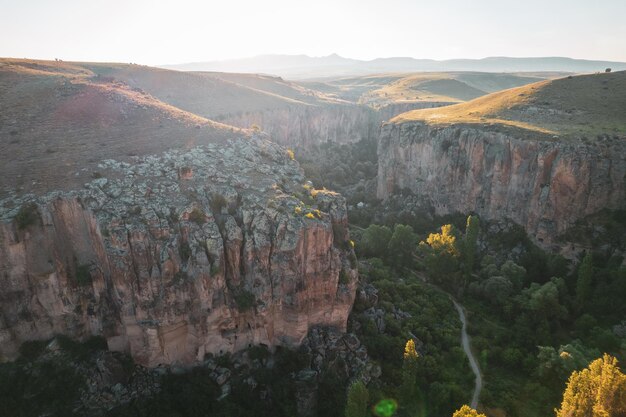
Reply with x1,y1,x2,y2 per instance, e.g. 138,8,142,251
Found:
75,264,92,286
15,202,39,230
210,193,227,215
234,290,256,311
188,207,206,225
179,241,192,261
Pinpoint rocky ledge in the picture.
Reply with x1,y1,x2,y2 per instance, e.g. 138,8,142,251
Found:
0,135,358,366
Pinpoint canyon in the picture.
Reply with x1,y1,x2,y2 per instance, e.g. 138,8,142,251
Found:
1,58,624,370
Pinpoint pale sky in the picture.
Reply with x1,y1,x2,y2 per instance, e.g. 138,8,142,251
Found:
2,0,626,65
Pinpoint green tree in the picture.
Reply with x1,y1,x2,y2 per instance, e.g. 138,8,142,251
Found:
401,339,420,414
555,354,626,417
462,215,480,280
360,224,393,258
387,224,417,269
345,380,369,417
452,405,486,417
575,252,593,308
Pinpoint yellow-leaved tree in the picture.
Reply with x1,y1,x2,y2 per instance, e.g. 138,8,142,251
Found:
452,405,486,417
401,339,420,414
555,354,626,417
419,224,460,286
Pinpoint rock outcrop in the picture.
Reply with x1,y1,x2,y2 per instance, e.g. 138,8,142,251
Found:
0,136,358,366
377,122,626,244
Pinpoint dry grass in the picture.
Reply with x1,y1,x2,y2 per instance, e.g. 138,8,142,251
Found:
391,71,626,138
301,72,550,109
0,59,241,197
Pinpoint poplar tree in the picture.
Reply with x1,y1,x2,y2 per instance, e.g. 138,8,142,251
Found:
345,381,369,417
556,354,626,417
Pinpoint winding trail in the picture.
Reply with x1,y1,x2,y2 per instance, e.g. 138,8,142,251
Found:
452,299,482,409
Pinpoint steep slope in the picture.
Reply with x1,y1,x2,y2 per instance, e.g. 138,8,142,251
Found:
378,72,626,245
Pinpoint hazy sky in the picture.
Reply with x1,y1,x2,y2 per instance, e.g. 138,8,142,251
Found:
2,0,626,64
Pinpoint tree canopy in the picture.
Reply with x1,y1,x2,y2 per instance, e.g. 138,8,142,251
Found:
556,354,626,417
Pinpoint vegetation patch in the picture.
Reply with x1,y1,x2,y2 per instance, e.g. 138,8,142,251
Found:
15,202,40,230
188,207,206,225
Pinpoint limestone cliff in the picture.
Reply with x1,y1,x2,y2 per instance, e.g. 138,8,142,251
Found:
0,136,357,366
377,122,626,244
219,104,379,149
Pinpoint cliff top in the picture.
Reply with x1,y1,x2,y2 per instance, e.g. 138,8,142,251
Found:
390,71,626,138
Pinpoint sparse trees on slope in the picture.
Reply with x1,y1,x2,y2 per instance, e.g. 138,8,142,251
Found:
576,252,594,308
452,405,486,417
462,215,480,280
387,224,418,269
555,354,626,417
360,224,393,259
345,380,369,417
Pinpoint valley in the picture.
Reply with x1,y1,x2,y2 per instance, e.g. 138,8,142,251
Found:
0,56,625,417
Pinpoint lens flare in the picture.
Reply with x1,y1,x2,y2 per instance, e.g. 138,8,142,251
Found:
373,398,398,417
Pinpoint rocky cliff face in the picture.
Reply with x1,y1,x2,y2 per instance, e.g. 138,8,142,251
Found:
219,104,379,149
377,122,626,244
0,136,357,366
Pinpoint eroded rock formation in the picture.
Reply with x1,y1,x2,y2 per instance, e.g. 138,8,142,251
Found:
0,136,358,366
377,122,626,244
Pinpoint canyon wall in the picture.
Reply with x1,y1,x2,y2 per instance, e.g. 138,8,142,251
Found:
0,137,357,366
219,104,379,149
377,122,626,243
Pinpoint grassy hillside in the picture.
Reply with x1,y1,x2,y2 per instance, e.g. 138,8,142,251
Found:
78,63,344,119
0,59,239,197
391,71,626,137
301,72,551,109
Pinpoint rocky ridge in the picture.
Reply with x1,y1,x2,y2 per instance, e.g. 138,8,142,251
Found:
0,135,358,366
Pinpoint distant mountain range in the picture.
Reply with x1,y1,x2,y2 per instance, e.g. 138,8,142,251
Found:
161,54,626,79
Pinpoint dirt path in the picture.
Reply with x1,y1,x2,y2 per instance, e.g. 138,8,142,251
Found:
452,299,482,409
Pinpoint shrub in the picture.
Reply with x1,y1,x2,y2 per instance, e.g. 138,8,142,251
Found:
339,269,349,285
179,241,192,261
188,207,206,225
15,203,39,230
234,290,256,311
210,193,227,214
18,340,48,361
75,264,92,286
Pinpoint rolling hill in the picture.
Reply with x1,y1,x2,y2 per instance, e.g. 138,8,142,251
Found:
300,72,556,109
0,59,241,197
391,71,626,138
